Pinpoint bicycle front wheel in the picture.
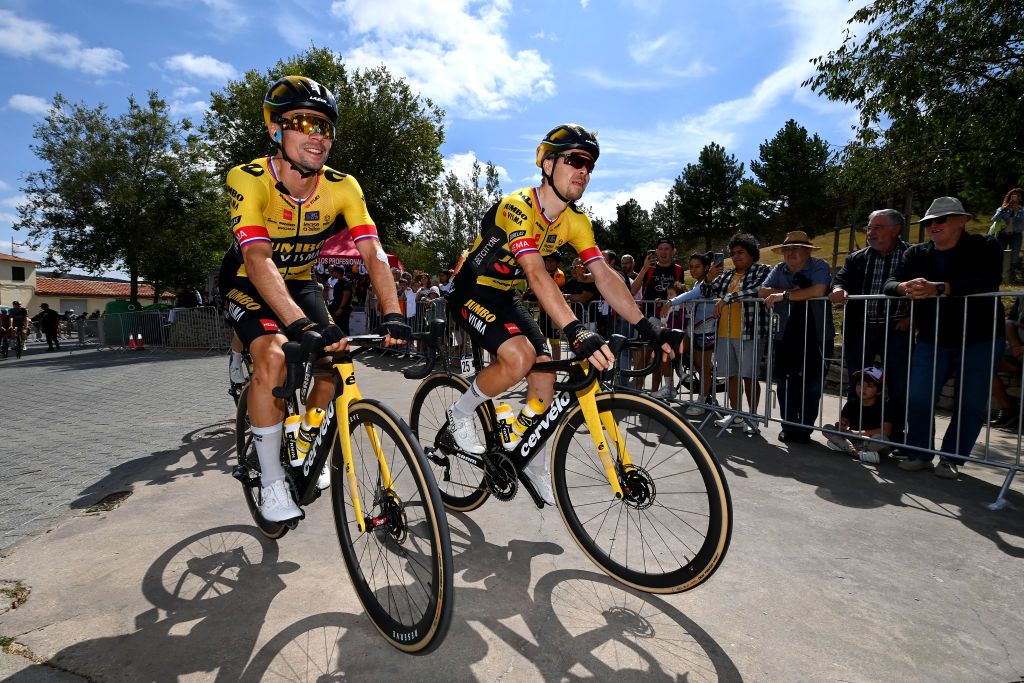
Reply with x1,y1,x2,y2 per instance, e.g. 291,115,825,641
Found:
552,393,731,594
332,399,453,654
409,373,491,511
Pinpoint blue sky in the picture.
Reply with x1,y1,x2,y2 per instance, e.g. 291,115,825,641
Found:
0,0,861,271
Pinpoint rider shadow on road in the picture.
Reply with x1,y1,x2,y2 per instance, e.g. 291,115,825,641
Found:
7,525,299,682
69,421,236,511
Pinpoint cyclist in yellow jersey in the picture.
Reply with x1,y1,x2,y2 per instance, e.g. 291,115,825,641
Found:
219,75,409,522
445,123,680,504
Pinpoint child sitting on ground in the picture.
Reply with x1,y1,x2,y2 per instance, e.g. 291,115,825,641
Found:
824,367,894,464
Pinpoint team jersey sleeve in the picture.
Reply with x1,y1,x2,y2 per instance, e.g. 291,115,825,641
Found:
226,165,271,251
497,194,539,260
336,174,378,243
566,213,603,266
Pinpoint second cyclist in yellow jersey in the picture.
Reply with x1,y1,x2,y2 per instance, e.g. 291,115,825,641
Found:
444,123,680,505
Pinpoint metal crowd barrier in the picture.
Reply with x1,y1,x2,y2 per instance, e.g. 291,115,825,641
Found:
659,292,1023,511
96,307,232,353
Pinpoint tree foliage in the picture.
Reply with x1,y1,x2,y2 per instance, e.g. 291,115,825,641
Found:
604,198,656,258
805,0,1024,209
416,160,502,270
16,92,227,301
674,143,744,250
202,46,446,245
749,119,833,238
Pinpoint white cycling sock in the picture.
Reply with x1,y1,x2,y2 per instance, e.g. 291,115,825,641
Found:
229,350,243,369
450,378,492,420
252,423,286,485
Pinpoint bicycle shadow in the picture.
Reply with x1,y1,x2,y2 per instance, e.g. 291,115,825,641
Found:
7,525,298,682
68,420,236,510
715,428,1024,558
233,511,741,681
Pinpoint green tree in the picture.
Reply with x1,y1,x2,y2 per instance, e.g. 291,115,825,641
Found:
606,198,655,258
805,0,1024,209
749,120,833,238
417,160,502,269
16,92,227,302
675,143,744,250
650,190,685,247
203,46,446,245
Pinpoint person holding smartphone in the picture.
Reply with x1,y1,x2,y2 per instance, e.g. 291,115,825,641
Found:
630,238,684,392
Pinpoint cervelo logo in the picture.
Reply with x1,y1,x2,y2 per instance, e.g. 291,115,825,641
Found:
302,399,335,477
519,392,571,459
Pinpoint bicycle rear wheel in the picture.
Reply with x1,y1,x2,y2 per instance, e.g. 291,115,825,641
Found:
234,385,289,540
332,399,453,654
408,373,491,511
552,393,731,594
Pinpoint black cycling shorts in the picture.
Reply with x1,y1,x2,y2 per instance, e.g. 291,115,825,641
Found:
449,272,550,357
222,271,331,348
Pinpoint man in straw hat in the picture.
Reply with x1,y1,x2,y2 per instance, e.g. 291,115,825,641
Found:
759,230,834,444
883,196,1005,480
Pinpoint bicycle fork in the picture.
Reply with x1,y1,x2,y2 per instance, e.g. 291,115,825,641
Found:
575,367,632,500
334,360,395,533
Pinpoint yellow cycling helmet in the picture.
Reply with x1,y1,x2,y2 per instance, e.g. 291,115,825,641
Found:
535,124,600,167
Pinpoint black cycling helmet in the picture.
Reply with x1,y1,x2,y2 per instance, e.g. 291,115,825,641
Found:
11,301,20,306
263,75,338,129
535,123,600,168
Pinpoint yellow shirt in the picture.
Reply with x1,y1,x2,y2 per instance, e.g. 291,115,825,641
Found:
717,271,745,339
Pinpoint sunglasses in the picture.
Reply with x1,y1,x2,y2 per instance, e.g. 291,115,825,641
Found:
555,153,595,173
278,113,335,140
920,215,950,228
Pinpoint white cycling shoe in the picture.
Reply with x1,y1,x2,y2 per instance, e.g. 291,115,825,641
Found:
523,458,555,506
317,463,331,490
259,480,301,522
446,407,486,455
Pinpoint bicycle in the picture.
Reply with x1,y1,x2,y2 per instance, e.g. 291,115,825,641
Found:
233,332,454,653
406,319,732,594
6,327,24,359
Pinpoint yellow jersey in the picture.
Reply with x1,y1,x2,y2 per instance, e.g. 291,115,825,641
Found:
456,186,602,291
227,156,377,280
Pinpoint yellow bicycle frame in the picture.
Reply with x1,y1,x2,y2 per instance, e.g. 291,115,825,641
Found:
573,362,635,499
333,358,394,533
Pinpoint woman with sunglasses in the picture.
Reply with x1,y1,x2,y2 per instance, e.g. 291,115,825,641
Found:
442,123,680,505
217,75,410,523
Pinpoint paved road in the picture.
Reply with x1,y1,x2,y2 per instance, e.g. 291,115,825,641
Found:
0,346,1022,681
0,345,230,549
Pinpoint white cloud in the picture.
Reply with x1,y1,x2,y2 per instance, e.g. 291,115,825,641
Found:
0,10,126,75
331,0,556,118
164,53,236,81
0,239,46,262
1,195,26,209
629,32,673,65
173,85,200,99
580,69,665,91
169,100,209,117
585,179,673,223
7,94,49,116
0,180,10,192
443,151,510,186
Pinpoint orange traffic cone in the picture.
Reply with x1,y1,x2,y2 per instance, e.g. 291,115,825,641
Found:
128,334,137,350
135,333,145,351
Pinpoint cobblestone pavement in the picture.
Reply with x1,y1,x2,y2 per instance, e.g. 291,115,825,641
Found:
0,346,233,550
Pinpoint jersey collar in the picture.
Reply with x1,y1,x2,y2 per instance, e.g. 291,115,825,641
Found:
266,155,320,204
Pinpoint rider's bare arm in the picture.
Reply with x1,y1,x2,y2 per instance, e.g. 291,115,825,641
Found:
589,259,645,325
354,238,406,346
242,241,306,326
521,252,579,330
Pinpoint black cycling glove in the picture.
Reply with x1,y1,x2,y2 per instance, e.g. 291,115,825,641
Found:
563,320,606,360
635,316,684,350
284,317,344,347
380,312,412,342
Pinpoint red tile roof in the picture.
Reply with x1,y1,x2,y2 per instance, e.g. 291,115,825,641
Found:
35,277,172,299
0,253,40,264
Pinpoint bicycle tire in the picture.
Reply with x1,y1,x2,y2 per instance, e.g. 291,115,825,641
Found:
14,334,22,359
551,392,731,594
234,385,289,540
408,373,491,512
331,399,453,654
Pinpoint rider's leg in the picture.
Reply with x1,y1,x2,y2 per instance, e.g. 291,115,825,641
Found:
452,335,536,419
247,334,288,484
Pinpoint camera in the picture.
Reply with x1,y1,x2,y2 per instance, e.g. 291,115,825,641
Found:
713,252,725,266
